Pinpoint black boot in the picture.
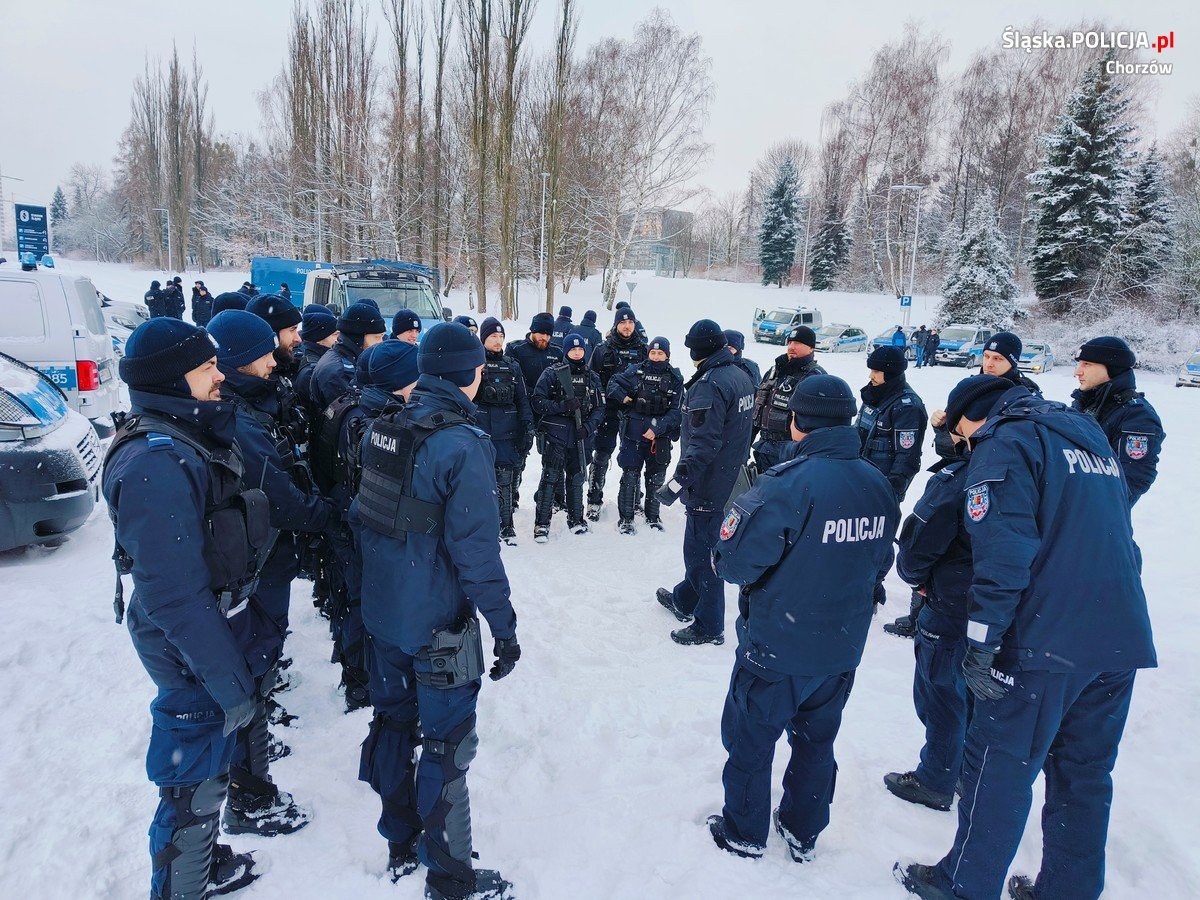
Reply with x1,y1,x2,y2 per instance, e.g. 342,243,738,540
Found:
495,466,515,535
153,775,229,900
1008,875,1037,899
389,835,420,882
425,869,513,900
587,449,611,515
208,842,259,896
644,467,666,525
617,468,640,524
566,469,588,533
223,769,312,836
342,663,372,713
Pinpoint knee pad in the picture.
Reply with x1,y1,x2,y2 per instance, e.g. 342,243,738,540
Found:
422,715,479,778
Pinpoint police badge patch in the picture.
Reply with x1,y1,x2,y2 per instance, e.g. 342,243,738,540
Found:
898,430,916,449
720,509,742,540
1125,435,1149,460
966,484,990,522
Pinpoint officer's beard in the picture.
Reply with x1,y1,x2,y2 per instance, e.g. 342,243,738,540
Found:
274,343,295,368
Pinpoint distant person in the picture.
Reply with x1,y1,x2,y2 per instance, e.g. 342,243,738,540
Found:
891,326,907,349
911,325,930,368
453,315,478,335
551,305,573,349
723,330,761,386
391,309,423,344
191,281,214,327
279,282,292,303
925,328,940,366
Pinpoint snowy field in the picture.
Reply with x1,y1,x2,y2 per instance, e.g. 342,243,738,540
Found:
2,259,1198,899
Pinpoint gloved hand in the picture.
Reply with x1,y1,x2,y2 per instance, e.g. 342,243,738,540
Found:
489,637,521,681
575,426,589,442
522,431,536,454
887,476,908,501
962,646,1007,702
562,397,581,413
655,478,682,507
222,695,258,737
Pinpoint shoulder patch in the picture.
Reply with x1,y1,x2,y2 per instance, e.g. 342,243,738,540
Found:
966,483,990,522
146,432,175,450
1124,434,1150,460
898,430,916,449
719,508,742,540
901,397,912,405
342,362,355,370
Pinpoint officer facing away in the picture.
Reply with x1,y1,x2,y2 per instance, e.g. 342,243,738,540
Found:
103,318,267,899
709,375,898,861
654,320,755,646
897,375,1157,900
351,322,520,900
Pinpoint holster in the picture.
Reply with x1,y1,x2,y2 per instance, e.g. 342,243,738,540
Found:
416,618,484,689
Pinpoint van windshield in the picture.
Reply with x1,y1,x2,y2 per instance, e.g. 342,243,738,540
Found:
765,310,794,324
345,280,440,320
941,327,976,342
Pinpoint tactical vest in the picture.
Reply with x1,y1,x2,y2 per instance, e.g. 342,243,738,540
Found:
105,412,276,624
356,406,469,540
597,340,647,386
245,398,314,495
477,358,517,407
634,367,675,417
858,387,918,464
311,387,362,491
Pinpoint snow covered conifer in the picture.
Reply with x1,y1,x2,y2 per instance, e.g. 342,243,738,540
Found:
1028,55,1135,312
808,194,849,291
759,159,798,287
50,187,69,250
938,188,1018,329
1120,144,1175,298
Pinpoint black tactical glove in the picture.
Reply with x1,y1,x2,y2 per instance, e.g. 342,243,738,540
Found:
222,695,258,737
962,646,1007,702
575,426,589,442
562,397,581,413
489,637,521,681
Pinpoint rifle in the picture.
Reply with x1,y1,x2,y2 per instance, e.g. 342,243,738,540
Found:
555,365,587,473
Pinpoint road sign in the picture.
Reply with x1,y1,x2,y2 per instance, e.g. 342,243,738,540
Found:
899,295,912,307
15,204,49,258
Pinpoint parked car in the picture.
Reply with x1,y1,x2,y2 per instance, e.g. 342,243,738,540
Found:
935,324,994,368
752,306,823,344
1018,342,1055,374
99,291,150,359
869,326,917,361
814,324,868,353
1176,350,1200,388
0,353,101,551
0,264,120,434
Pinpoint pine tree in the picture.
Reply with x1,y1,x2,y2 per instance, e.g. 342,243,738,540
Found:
938,189,1019,329
808,194,850,291
1120,144,1175,297
759,160,798,287
1028,56,1135,312
49,187,69,251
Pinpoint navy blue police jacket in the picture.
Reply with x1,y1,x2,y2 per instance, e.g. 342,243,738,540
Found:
712,426,899,676
1071,369,1165,506
309,336,360,411
675,347,755,513
734,355,761,388
329,384,395,513
292,341,329,411
350,375,517,653
896,455,973,621
531,360,605,450
219,367,333,585
551,315,574,348
856,376,928,498
474,350,534,466
606,359,683,442
590,332,649,393
963,388,1157,673
102,390,256,713
575,321,604,362
506,335,564,393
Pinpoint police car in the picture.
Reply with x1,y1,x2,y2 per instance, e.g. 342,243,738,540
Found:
814,324,868,353
752,306,823,344
0,352,100,550
1176,350,1200,388
935,324,993,368
1018,342,1055,374
868,326,916,361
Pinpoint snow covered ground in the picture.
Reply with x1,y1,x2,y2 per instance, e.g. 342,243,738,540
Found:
2,260,1197,898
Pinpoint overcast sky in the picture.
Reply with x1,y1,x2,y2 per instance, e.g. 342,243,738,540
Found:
1,0,1195,212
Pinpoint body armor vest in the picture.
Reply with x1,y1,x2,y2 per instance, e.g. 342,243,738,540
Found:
635,367,675,417
477,358,517,407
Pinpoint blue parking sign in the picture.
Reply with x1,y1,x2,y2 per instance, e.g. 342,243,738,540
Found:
899,295,912,307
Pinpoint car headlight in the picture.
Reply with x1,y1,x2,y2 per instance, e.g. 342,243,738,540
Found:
111,315,140,330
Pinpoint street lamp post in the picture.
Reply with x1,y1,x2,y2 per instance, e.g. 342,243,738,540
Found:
152,207,173,273
296,189,323,261
888,184,924,327
538,172,549,287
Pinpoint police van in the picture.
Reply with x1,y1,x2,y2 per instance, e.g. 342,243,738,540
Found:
0,259,120,435
752,306,823,344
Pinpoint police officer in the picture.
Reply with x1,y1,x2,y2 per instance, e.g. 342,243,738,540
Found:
724,329,761,386
144,279,167,318
453,314,478,334
1072,336,1165,506
506,312,563,508
310,301,387,411
551,304,573,348
857,346,927,501
293,308,340,421
587,307,649,519
606,336,683,533
475,317,533,545
531,333,605,540
212,292,250,315
103,318,265,899
751,326,825,472
575,309,604,360
613,300,648,342
191,280,214,327
980,331,1041,393
392,309,423,344
208,310,334,838
897,375,1157,900
351,322,519,898
883,427,975,810
247,294,304,380
708,375,898,860
654,321,755,646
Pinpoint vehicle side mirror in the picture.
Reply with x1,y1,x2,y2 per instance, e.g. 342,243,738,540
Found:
442,306,453,321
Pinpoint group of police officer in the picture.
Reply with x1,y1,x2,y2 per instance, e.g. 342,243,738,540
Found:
103,286,1164,899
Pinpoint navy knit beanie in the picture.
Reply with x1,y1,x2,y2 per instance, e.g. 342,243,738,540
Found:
786,325,817,348
614,307,637,326
391,308,423,337
649,336,671,357
453,315,478,332
684,319,727,361
339,301,386,336
208,310,278,370
582,310,597,326
944,375,1012,433
480,317,505,344
723,329,745,352
867,346,908,379
302,303,331,315
986,332,1023,372
530,312,555,336
1075,336,1136,375
788,375,857,431
355,343,381,387
211,292,250,315
418,322,486,386
246,293,302,334
300,308,338,342
119,318,218,394
558,305,572,319
563,333,588,356
370,340,421,392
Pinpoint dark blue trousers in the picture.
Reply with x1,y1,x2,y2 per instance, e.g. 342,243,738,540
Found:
672,509,725,637
361,634,481,881
936,669,1137,899
912,606,969,795
719,659,855,848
